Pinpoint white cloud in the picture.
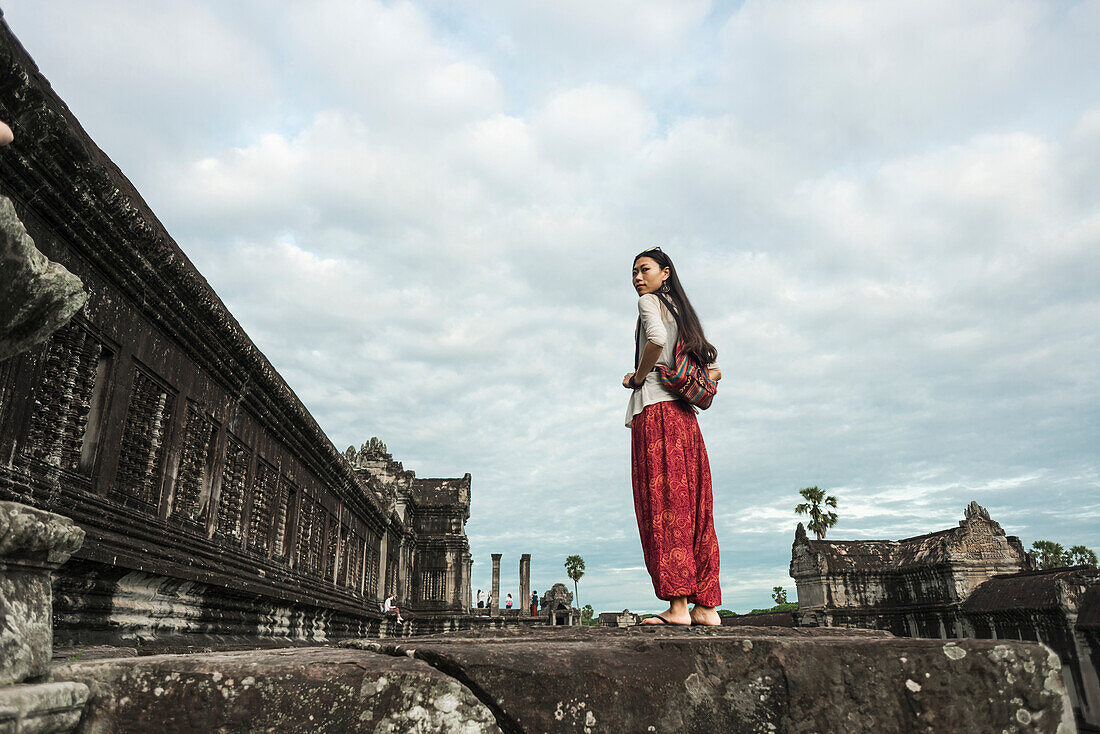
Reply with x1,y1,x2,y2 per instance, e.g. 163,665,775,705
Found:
284,0,504,134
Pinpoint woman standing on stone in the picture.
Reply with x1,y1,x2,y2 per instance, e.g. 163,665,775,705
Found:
623,247,722,626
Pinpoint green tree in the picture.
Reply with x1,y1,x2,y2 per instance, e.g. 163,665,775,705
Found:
564,555,586,610
771,587,788,605
582,604,594,622
1030,540,1066,569
1067,545,1098,567
794,486,839,540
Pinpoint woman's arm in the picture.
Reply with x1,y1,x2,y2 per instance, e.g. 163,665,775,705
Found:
623,340,663,388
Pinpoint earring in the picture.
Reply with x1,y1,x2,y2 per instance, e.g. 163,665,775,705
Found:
659,282,670,294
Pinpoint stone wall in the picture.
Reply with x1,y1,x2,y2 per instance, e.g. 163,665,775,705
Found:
0,12,472,646
345,439,472,613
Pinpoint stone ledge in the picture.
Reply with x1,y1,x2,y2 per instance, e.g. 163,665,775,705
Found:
344,626,1075,733
50,647,500,733
0,681,88,734
43,627,1076,732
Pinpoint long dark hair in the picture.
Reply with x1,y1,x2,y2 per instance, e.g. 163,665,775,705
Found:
634,247,718,365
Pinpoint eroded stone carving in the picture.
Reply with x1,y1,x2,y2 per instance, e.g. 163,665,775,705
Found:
0,196,87,362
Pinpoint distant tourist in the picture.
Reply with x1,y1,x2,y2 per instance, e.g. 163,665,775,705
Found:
531,590,538,616
383,594,404,623
477,589,484,608
624,248,722,626
486,592,492,608
506,593,513,609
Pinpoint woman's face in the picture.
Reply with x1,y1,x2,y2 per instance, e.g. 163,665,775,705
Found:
633,256,670,295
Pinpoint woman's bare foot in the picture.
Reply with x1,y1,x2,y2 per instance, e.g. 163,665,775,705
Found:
690,605,721,626
640,596,691,625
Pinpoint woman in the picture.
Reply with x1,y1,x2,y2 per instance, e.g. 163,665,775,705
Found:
506,593,513,609
623,247,722,626
477,589,484,608
383,594,404,624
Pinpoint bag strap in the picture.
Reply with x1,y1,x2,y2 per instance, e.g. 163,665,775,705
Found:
634,317,641,370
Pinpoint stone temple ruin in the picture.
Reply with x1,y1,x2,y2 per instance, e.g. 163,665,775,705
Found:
541,583,582,626
0,11,1088,732
787,501,1100,729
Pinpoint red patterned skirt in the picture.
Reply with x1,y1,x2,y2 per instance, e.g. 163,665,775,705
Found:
631,400,721,607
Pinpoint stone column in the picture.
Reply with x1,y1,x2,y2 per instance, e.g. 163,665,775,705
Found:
464,557,472,610
0,500,85,684
376,532,389,600
0,501,90,733
519,554,531,617
490,553,501,617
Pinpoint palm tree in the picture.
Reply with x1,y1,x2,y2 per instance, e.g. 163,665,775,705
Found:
1067,545,1098,567
1030,540,1066,569
564,555,585,609
794,486,838,540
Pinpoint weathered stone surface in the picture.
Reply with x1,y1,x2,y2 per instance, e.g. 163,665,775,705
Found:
51,647,500,734
344,626,1075,733
0,681,88,734
0,195,87,362
0,501,84,685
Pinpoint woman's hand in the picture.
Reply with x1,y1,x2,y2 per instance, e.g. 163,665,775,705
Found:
708,368,722,382
623,372,638,389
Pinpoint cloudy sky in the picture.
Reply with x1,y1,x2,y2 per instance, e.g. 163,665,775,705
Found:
5,1,1098,613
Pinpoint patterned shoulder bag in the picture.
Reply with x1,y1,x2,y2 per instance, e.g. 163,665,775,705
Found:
655,294,718,410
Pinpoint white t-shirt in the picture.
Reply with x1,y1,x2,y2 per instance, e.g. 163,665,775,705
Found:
625,293,719,427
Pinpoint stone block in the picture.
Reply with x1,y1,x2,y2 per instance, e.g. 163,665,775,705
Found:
0,195,87,362
0,681,88,734
0,502,84,685
345,626,1076,733
50,647,500,733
